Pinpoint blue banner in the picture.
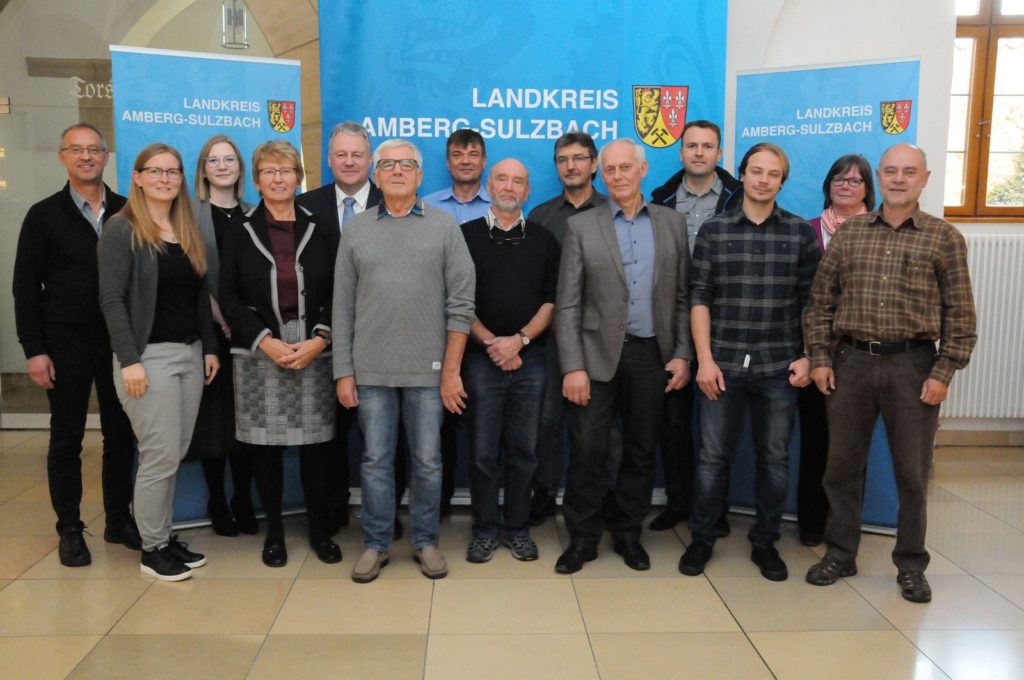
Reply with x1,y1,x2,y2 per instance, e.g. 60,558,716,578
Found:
319,0,727,202
735,60,920,220
110,46,302,205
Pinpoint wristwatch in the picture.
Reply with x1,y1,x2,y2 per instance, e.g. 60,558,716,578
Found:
314,329,332,347
517,331,531,346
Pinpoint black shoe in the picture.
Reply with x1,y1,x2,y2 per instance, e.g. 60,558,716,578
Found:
613,539,651,571
311,538,342,564
140,546,191,581
167,534,206,568
555,540,598,574
528,489,557,527
751,545,788,581
104,515,143,550
799,530,823,547
262,537,288,567
714,514,731,538
393,517,404,540
231,497,259,535
649,507,688,532
208,500,239,537
897,570,932,603
58,526,92,567
678,541,712,576
806,554,858,586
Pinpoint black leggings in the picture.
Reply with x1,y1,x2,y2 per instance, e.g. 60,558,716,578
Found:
246,441,333,542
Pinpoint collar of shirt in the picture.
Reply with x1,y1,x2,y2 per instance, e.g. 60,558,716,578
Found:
69,184,105,221
335,181,371,211
681,173,723,199
737,203,784,229
376,199,425,219
868,207,925,231
438,184,491,205
485,208,526,240
608,197,649,221
561,189,602,210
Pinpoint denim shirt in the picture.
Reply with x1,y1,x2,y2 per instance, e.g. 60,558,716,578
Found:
611,199,656,338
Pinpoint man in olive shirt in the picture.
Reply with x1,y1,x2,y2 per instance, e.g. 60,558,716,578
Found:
803,143,977,603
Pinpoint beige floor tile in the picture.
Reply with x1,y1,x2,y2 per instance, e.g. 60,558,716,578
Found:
573,577,739,633
13,476,103,503
0,476,45,504
250,634,425,680
443,522,569,579
0,580,9,591
750,630,949,680
0,535,58,578
112,579,290,635
0,452,49,477
430,578,584,634
910,630,1024,680
565,526,686,579
926,533,1024,575
590,632,773,680
702,534,823,578
974,500,1024,531
961,447,1024,477
0,500,104,536
846,574,1024,630
931,455,1005,480
933,477,1024,504
271,578,432,634
20,537,147,580
0,635,101,680
175,531,310,579
0,430,47,450
927,481,964,502
0,579,150,635
424,634,598,680
976,574,1024,609
711,576,892,632
68,634,263,680
926,501,1021,534
823,532,965,576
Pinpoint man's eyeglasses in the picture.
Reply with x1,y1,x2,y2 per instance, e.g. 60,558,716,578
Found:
62,146,105,156
376,158,419,172
831,177,864,187
258,167,297,179
205,156,238,166
555,154,592,166
140,167,183,179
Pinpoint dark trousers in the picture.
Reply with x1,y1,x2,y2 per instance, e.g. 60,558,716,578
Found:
45,332,135,534
326,402,354,520
797,383,830,537
248,441,333,543
823,342,939,572
532,338,565,493
659,382,695,514
564,339,665,545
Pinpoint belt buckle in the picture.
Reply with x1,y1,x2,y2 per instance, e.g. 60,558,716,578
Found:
868,341,881,356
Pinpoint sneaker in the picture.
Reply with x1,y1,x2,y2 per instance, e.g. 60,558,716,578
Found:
528,489,556,526
504,535,539,561
897,570,932,603
167,534,206,568
351,548,389,583
806,555,858,586
58,526,92,567
141,546,192,581
678,541,712,576
104,515,143,550
414,545,448,579
466,537,499,563
751,545,788,581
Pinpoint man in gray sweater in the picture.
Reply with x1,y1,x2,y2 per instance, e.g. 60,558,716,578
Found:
333,138,476,583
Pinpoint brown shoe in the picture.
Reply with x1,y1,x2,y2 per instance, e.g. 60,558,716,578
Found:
414,545,448,579
351,548,389,583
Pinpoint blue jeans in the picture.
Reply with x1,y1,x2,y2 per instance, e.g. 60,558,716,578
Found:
463,348,545,539
690,372,797,548
357,385,444,551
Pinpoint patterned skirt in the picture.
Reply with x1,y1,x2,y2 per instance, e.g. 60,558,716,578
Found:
233,320,335,446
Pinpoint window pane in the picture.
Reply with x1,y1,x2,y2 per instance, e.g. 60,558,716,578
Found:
994,38,1024,94
989,95,1024,151
957,0,981,15
949,95,971,152
952,38,975,95
1000,0,1024,16
946,152,967,206
986,152,1024,206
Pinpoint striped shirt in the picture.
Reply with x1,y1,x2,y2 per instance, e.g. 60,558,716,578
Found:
803,208,977,384
690,205,820,379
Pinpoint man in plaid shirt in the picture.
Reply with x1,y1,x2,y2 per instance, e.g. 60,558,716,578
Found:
679,142,820,582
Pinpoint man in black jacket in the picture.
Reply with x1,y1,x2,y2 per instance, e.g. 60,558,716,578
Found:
13,122,139,566
647,120,741,533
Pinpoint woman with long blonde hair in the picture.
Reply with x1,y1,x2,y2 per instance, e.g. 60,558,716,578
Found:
98,142,219,581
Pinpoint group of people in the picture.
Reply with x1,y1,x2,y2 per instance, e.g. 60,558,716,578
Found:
13,119,976,603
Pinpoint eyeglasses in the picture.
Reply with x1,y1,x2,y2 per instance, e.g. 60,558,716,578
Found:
140,167,183,179
205,155,238,166
62,145,105,156
831,177,864,187
555,154,592,166
376,159,419,172
258,167,297,179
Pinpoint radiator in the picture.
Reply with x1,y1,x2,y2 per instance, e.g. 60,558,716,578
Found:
942,234,1024,419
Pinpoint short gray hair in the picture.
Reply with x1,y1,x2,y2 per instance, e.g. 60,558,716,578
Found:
328,121,371,151
372,138,423,170
60,122,107,151
598,138,646,167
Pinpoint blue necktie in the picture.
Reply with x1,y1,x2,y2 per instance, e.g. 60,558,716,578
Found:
342,197,356,227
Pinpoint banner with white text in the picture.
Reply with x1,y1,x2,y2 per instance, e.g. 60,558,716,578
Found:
318,0,728,201
735,60,920,220
111,46,301,205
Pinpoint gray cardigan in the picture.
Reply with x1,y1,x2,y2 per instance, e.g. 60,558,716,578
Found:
98,215,217,366
195,199,250,299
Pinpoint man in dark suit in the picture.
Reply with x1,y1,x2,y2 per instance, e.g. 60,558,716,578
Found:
297,121,382,535
13,122,139,567
554,138,693,574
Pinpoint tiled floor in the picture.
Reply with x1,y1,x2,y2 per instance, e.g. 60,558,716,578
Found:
0,429,1022,679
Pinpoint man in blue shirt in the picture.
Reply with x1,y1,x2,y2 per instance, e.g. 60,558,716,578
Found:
422,129,491,225
679,142,820,582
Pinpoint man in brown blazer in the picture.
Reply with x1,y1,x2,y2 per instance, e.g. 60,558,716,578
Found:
555,138,693,574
